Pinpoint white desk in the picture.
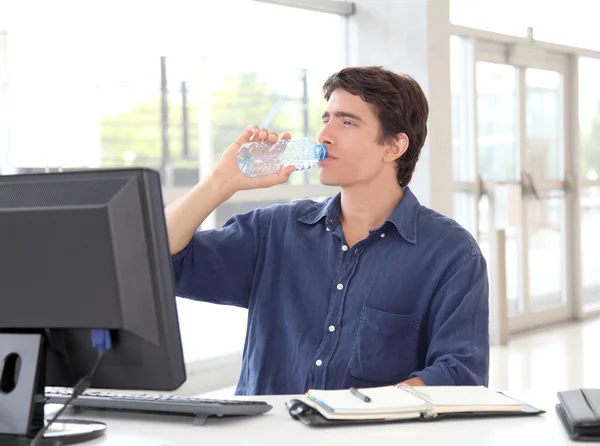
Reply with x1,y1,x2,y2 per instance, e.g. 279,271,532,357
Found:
47,393,572,446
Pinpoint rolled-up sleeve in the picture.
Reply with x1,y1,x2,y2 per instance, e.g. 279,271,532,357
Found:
171,208,264,309
409,253,489,386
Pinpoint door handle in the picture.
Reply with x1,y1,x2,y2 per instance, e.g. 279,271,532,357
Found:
521,171,569,199
477,174,488,201
563,170,574,195
521,171,540,200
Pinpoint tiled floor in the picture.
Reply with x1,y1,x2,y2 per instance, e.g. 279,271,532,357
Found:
200,318,600,398
489,317,600,394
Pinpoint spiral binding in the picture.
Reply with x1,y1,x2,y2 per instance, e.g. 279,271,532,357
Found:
394,383,439,419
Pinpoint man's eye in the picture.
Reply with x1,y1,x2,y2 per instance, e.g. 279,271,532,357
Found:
343,120,354,126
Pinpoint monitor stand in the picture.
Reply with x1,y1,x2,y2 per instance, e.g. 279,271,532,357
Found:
0,332,106,445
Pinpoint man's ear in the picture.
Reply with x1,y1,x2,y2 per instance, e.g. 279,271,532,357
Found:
384,133,409,162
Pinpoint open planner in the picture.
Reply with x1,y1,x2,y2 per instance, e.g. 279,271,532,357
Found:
285,384,544,426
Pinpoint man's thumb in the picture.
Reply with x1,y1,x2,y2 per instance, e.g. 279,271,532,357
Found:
279,165,296,179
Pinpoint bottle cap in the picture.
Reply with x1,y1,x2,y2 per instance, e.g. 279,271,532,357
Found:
313,144,328,161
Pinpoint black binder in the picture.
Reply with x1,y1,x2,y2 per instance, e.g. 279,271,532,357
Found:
557,389,600,441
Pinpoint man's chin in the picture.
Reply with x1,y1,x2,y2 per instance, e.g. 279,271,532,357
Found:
318,175,339,187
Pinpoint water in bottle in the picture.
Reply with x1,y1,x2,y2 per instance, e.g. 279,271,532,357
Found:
237,137,328,177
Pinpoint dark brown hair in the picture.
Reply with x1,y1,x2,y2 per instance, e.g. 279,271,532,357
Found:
322,66,429,188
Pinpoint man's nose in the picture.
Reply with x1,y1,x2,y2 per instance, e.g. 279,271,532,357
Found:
318,122,335,146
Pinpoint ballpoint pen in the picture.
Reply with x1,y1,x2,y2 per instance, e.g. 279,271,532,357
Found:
349,387,371,403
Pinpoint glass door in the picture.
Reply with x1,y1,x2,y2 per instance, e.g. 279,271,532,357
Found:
475,61,523,318
523,69,567,315
452,37,575,333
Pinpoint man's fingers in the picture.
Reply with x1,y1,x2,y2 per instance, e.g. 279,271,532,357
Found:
235,125,259,147
232,126,292,153
278,165,296,180
258,128,269,141
251,166,296,189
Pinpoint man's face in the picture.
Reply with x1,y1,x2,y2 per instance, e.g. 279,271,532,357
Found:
317,89,392,188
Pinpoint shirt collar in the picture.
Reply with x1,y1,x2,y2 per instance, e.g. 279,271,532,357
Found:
297,187,420,244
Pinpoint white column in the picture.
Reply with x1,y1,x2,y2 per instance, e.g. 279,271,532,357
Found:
347,0,453,217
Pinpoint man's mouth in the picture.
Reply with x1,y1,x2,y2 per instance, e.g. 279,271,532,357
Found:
318,155,336,165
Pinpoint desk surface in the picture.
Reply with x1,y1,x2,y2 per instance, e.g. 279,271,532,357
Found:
47,392,571,446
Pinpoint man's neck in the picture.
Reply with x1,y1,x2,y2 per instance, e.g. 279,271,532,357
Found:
339,177,404,233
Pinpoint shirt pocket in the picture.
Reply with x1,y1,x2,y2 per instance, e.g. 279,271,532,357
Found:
349,305,421,385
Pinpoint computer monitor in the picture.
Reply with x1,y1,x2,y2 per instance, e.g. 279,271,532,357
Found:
0,168,186,445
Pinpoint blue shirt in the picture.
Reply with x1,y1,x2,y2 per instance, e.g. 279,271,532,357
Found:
172,187,489,395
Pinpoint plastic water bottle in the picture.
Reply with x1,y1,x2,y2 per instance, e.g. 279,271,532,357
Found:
237,137,328,177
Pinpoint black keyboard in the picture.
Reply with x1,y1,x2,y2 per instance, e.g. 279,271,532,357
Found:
44,389,273,418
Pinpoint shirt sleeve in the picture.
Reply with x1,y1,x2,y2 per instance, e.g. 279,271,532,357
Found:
171,208,264,309
408,253,489,386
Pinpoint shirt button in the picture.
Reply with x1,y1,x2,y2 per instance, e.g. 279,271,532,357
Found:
341,245,348,251
326,227,331,232
328,325,336,332
336,283,344,290
315,359,323,367
380,233,386,238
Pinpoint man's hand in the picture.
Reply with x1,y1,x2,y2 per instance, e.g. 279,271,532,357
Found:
211,125,296,199
166,125,296,254
399,377,426,386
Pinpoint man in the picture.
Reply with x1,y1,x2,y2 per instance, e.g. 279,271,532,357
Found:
166,66,489,395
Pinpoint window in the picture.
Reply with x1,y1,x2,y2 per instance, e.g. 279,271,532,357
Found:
580,58,600,182
476,62,518,182
450,36,478,237
451,36,475,184
579,58,600,307
1,0,345,378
